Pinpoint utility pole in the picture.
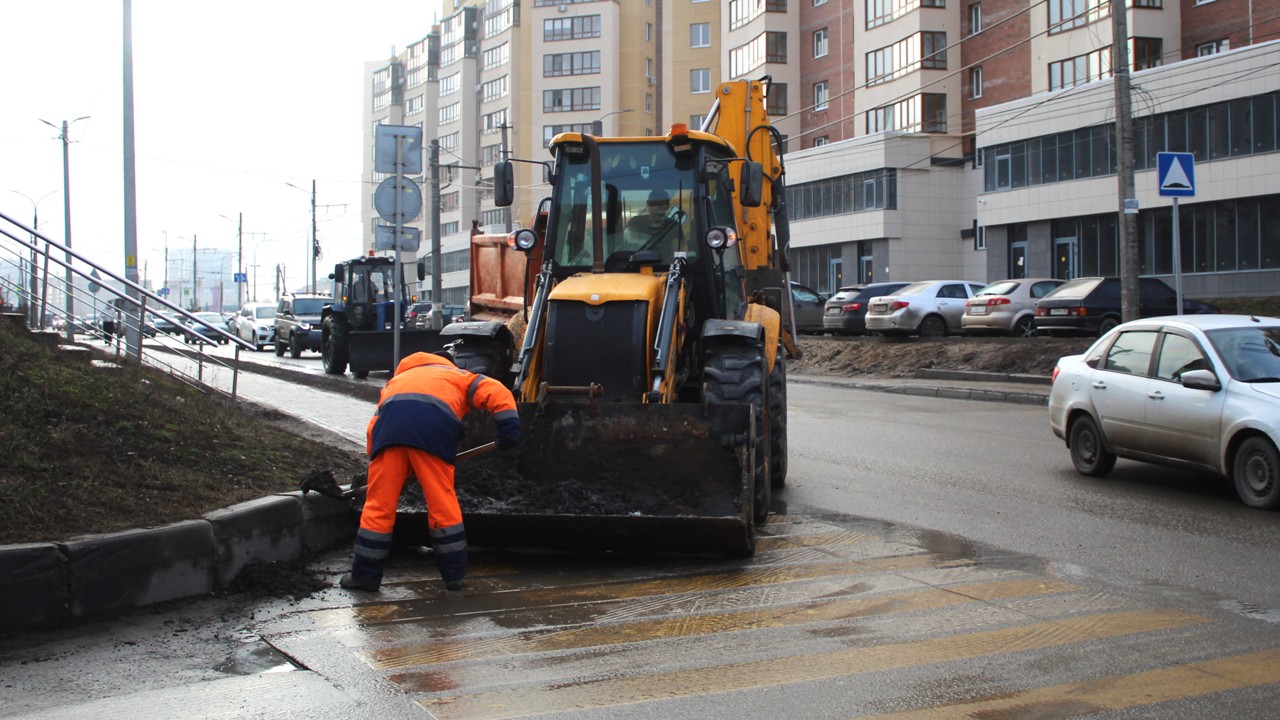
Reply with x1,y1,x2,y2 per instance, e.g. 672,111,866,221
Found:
429,139,443,329
122,0,142,363
191,234,198,311
41,115,90,341
500,123,512,232
310,180,318,292
235,214,244,309
1113,2,1139,322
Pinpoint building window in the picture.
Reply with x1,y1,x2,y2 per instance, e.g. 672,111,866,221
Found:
1132,37,1162,70
922,31,946,69
867,0,947,30
867,32,947,85
970,66,983,98
813,80,829,111
482,108,507,134
814,0,828,5
646,23,653,42
1048,47,1111,91
543,123,593,146
813,136,828,147
439,102,460,125
968,3,981,34
1134,0,1161,6
691,68,711,93
789,168,898,220
766,82,787,115
439,73,459,96
646,93,653,113
544,51,601,76
813,28,828,58
730,31,787,78
690,113,708,130
544,15,602,41
691,22,711,48
1197,39,1229,56
483,43,509,70
406,94,425,115
867,93,946,133
543,86,601,112
1048,0,1110,34
482,76,508,103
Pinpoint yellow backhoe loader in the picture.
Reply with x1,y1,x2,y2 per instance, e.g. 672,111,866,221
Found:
403,77,802,555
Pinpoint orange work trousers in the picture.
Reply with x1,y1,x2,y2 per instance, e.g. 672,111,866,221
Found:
361,445,461,535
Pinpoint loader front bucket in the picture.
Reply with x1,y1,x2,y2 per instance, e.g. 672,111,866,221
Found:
391,401,757,555
347,328,448,374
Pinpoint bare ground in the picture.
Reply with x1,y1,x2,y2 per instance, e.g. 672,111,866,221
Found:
790,335,1095,378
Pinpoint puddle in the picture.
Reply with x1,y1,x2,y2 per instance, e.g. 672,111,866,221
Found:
215,639,299,675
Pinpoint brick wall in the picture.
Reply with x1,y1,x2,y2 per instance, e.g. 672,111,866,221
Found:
961,0,1031,138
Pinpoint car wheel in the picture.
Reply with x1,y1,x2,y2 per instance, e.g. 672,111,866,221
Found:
1012,316,1037,338
1233,436,1280,510
274,336,286,356
1097,317,1120,337
918,315,947,338
1069,414,1116,477
289,334,303,359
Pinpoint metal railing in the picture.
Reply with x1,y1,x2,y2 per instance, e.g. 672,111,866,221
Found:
0,210,254,399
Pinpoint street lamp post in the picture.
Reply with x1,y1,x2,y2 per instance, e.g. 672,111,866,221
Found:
7,189,57,328
592,108,633,136
40,116,90,341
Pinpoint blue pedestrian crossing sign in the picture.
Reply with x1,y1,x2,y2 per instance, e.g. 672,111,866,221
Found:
234,272,247,283
158,287,169,297
1157,152,1195,197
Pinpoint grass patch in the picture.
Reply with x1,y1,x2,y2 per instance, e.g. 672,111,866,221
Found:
0,318,366,545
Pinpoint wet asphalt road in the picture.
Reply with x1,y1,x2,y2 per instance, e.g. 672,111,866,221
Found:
3,346,1280,718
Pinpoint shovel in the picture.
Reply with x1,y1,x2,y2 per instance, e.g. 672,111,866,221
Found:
300,441,499,502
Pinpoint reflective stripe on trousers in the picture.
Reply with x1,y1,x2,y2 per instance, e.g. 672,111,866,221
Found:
352,445,467,584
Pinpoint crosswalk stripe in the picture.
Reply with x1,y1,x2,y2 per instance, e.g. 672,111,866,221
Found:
415,609,1208,719
369,578,1080,669
857,648,1280,719
309,552,970,628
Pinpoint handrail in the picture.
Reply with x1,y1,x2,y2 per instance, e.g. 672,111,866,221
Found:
0,210,253,399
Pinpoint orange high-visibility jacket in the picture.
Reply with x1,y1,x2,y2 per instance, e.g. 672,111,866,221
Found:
366,352,519,463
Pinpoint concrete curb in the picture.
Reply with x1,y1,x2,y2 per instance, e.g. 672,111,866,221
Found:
0,492,357,632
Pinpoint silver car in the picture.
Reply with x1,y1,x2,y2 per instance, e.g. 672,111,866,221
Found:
864,280,986,337
962,278,1066,338
1049,314,1280,509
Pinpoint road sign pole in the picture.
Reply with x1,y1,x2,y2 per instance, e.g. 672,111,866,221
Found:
1172,197,1182,315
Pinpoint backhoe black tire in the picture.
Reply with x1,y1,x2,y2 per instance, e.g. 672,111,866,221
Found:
354,370,369,379
322,316,349,375
289,334,303,359
704,340,770,527
274,336,286,356
768,347,788,489
452,336,513,386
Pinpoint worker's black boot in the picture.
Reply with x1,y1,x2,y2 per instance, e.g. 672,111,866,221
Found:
444,579,464,591
339,573,380,591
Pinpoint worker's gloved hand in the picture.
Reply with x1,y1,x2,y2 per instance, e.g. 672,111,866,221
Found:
497,435,519,451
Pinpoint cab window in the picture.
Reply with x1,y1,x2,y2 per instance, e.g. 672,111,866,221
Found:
1103,330,1158,376
1155,333,1209,381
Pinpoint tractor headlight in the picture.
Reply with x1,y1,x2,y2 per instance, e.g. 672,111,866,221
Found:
512,228,539,252
705,227,737,249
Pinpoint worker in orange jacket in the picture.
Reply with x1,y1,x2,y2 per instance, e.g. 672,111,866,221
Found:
340,351,520,592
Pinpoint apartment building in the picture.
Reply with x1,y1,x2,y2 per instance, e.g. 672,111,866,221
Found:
363,1,1278,306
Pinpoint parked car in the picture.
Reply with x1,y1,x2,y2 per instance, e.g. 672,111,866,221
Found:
864,280,986,337
962,278,1066,338
790,282,826,334
233,302,278,351
148,312,182,336
1049,314,1280,509
183,311,231,345
274,293,331,357
406,301,434,329
1034,277,1221,337
822,282,911,335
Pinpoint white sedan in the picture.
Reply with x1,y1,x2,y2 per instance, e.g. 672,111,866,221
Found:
1049,314,1280,509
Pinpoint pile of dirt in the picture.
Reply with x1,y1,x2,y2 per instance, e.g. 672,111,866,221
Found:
790,336,1095,378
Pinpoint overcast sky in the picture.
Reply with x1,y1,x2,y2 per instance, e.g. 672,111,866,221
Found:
0,0,443,300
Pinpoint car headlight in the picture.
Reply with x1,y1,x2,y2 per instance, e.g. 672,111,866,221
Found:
298,322,312,331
